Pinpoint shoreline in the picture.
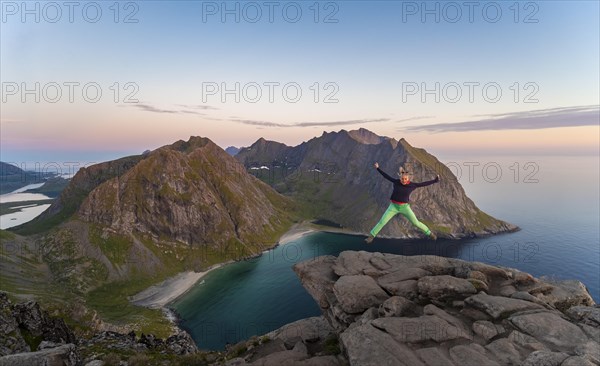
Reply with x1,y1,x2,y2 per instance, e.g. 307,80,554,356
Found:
129,220,320,311
129,261,232,309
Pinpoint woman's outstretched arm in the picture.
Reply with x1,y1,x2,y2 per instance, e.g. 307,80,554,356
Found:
413,175,440,187
374,162,397,183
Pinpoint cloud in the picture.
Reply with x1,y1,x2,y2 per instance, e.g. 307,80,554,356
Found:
126,103,217,115
230,118,391,128
400,105,600,133
394,116,434,123
176,104,219,111
130,104,178,114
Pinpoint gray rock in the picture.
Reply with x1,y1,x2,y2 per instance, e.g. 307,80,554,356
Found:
469,262,512,281
423,304,472,340
507,330,547,352
369,253,392,271
37,341,62,350
246,339,287,363
226,358,248,366
418,275,477,302
561,355,596,366
509,311,589,351
0,293,29,356
333,275,389,314
265,316,333,347
290,252,598,366
294,355,346,365
467,270,488,283
566,306,600,327
449,344,499,366
379,279,418,300
575,340,600,364
293,256,339,309
332,251,382,277
512,270,537,286
520,350,569,366
379,296,418,317
460,307,492,321
579,323,600,342
328,304,358,330
164,331,198,355
415,347,456,366
511,291,555,309
356,307,379,325
535,278,595,312
340,323,425,366
371,315,471,343
464,293,544,319
250,349,308,366
472,320,502,341
0,343,79,366
292,340,308,355
377,267,432,285
498,285,517,297
484,337,522,365
468,279,489,293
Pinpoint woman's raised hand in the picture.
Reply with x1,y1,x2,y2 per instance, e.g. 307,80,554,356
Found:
374,162,379,169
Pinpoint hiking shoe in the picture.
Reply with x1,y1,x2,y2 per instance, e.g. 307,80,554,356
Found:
365,235,375,244
429,232,437,241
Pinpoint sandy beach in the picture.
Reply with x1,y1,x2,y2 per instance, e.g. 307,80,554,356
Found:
129,263,228,309
130,220,320,309
276,220,318,245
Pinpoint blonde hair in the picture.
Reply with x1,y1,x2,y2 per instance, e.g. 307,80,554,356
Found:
397,167,411,177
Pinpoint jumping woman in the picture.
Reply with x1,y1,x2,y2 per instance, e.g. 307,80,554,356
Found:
365,162,440,244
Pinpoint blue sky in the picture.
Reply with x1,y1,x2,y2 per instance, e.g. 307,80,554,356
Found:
1,0,599,164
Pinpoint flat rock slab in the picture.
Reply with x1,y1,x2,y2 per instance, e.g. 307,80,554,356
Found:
333,275,390,314
378,268,432,285
371,315,471,343
265,316,332,347
340,323,426,366
509,311,590,351
333,251,382,277
520,350,570,366
464,293,544,319
418,275,477,301
484,337,522,365
379,279,418,299
449,344,499,366
415,347,456,366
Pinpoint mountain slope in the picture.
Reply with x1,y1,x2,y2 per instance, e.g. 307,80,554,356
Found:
77,136,297,248
236,128,517,238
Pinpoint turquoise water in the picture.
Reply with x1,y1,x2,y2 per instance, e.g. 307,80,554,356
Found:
172,155,600,351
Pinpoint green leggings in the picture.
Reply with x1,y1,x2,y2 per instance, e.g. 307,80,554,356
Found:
370,202,432,237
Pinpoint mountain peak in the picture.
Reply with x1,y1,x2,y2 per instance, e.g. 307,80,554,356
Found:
166,136,213,154
347,128,385,145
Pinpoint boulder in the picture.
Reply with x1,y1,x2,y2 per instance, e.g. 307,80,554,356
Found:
417,275,477,302
464,293,544,319
379,296,418,317
333,275,389,314
509,311,590,351
0,343,79,366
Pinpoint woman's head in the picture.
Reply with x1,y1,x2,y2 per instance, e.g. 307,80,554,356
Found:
398,167,411,185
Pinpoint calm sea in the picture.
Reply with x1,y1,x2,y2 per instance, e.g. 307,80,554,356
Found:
172,155,600,351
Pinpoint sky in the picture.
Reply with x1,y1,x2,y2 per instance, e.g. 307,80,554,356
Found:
1,0,599,167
